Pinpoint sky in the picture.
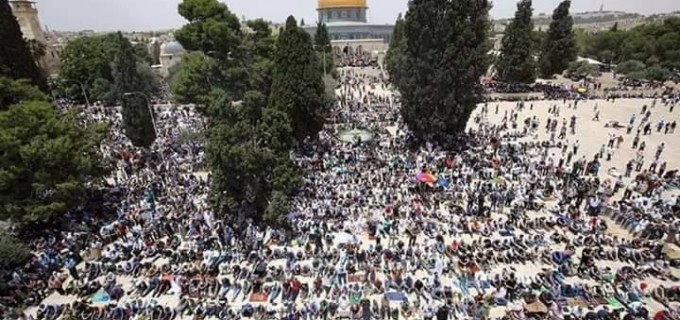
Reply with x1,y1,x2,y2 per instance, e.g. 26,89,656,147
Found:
36,0,680,32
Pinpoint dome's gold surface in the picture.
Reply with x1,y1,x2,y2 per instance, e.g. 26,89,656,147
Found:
318,0,367,9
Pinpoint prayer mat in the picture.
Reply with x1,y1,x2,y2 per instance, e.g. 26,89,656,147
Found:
250,292,268,302
348,273,365,282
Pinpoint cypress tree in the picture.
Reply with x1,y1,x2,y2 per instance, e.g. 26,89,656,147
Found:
269,16,326,141
398,0,491,137
0,0,46,89
314,22,331,51
113,32,156,148
538,0,577,78
385,13,406,86
314,22,333,76
497,0,537,83
610,22,618,32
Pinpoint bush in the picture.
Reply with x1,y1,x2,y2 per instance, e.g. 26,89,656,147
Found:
0,231,30,270
644,65,671,81
617,60,646,75
566,60,598,77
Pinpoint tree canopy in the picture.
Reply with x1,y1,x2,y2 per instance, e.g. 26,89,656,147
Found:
58,33,159,103
566,60,599,78
396,0,491,137
314,22,335,76
0,0,47,90
170,52,216,105
113,33,157,148
538,0,577,78
0,231,30,270
173,0,253,103
206,91,301,224
497,0,537,83
269,16,327,142
0,79,109,223
579,17,680,81
174,0,305,226
0,77,48,110
385,14,406,86
175,0,242,60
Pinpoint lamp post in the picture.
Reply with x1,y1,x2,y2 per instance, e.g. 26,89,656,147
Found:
314,44,332,78
62,79,91,108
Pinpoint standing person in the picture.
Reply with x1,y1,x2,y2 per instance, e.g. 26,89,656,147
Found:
573,140,580,155
625,160,634,177
623,181,637,200
655,143,665,159
632,136,640,149
658,162,667,177
649,159,659,173
636,156,645,172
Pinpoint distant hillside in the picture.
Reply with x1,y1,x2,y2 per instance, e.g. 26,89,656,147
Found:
492,10,678,33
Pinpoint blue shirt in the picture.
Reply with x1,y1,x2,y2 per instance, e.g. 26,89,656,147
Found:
65,258,76,269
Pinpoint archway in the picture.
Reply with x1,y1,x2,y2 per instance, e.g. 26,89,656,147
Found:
342,46,354,55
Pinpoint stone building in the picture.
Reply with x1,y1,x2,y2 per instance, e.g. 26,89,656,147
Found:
9,0,61,75
303,0,394,54
158,41,185,78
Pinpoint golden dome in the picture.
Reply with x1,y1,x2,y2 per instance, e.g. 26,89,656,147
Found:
318,0,367,10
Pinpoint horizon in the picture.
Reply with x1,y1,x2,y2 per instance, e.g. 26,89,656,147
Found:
31,0,680,33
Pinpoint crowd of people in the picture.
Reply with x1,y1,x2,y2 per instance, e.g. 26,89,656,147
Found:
1,61,679,320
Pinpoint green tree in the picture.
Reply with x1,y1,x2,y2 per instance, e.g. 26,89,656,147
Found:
566,60,598,77
0,76,48,110
175,0,251,102
0,0,47,89
58,34,120,100
385,13,406,86
0,231,30,270
497,0,537,83
610,22,619,32
538,0,577,78
269,16,327,142
58,33,155,102
314,22,335,76
206,90,300,222
244,19,276,98
398,0,491,137
175,0,242,59
0,93,109,223
90,78,119,106
644,65,671,81
134,42,153,65
170,52,216,105
616,59,646,75
113,33,156,148
314,22,331,49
